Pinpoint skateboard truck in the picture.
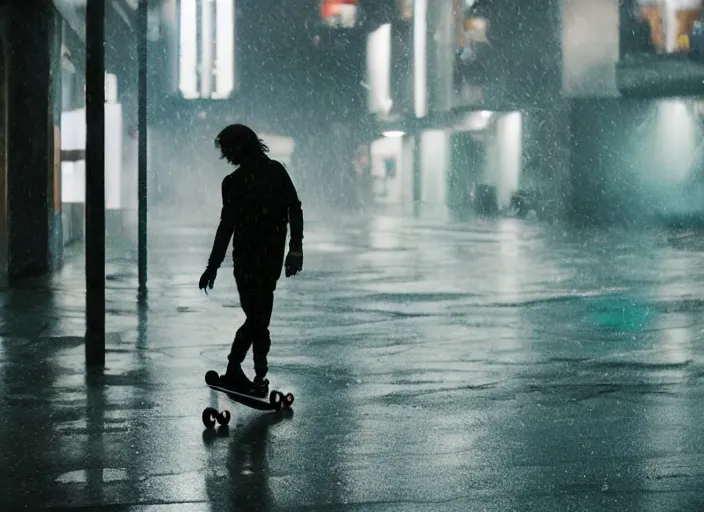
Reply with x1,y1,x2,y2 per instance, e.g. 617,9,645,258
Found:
202,370,294,428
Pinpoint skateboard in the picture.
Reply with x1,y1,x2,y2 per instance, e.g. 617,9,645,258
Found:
202,370,295,428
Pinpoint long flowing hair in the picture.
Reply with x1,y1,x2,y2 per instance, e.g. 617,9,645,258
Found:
214,124,269,165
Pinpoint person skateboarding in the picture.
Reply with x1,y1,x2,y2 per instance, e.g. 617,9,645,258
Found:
199,124,303,398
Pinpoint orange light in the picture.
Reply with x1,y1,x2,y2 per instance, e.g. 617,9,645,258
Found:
321,0,358,18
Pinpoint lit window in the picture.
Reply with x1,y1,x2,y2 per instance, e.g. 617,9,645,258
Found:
397,0,413,20
634,0,702,54
320,0,360,28
179,0,235,99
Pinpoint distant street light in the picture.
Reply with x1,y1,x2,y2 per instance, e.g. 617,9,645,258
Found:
383,130,406,138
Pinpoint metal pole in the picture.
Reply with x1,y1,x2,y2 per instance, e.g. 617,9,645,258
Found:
412,133,421,217
137,0,148,297
85,0,106,366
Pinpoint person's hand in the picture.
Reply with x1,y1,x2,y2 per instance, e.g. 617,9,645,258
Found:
285,250,303,277
199,266,217,293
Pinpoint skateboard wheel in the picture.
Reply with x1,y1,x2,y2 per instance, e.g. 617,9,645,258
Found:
205,370,220,386
217,410,231,426
202,407,218,428
269,390,283,410
284,393,294,407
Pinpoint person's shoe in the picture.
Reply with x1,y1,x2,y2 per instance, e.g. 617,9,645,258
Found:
220,365,253,391
220,366,269,398
253,376,269,397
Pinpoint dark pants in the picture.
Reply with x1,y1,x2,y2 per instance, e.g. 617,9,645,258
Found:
227,269,277,379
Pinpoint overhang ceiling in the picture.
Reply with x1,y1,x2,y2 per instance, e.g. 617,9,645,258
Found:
53,0,138,42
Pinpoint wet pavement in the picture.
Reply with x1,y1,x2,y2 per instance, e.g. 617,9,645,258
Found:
2,211,704,511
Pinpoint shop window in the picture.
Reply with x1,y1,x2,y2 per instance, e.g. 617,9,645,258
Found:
398,0,413,20
457,16,489,62
453,0,492,104
320,0,360,28
624,0,703,57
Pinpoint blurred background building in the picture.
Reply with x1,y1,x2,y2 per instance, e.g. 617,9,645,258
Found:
0,0,703,283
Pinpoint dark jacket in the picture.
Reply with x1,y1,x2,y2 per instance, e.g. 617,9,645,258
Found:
207,156,303,282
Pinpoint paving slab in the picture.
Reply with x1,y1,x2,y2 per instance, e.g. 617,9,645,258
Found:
1,215,704,511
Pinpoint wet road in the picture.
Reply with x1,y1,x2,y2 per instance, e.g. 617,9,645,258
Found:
1,212,704,511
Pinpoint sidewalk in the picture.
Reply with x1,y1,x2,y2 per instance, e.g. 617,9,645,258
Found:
2,215,704,510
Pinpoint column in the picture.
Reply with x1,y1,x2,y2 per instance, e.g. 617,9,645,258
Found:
85,0,106,365
426,0,455,113
6,2,54,279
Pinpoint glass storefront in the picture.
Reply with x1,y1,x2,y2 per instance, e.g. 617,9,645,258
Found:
320,0,360,28
618,0,704,96
623,0,704,58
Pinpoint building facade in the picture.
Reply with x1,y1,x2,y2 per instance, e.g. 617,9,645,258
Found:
3,0,703,285
0,0,139,284
365,0,704,225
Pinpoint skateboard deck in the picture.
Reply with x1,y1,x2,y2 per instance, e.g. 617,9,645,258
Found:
202,370,294,428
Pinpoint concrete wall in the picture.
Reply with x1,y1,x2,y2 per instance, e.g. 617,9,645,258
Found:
426,0,454,113
486,112,522,209
401,135,415,215
521,102,572,211
419,129,450,213
562,0,620,98
569,98,704,225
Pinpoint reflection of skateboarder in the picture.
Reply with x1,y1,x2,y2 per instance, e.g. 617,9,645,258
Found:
202,409,294,509
199,124,304,398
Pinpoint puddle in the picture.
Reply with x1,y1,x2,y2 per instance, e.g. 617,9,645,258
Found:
56,468,128,484
176,306,204,313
